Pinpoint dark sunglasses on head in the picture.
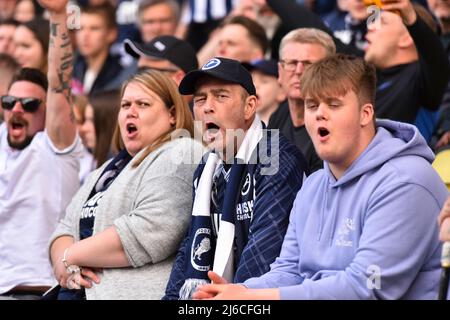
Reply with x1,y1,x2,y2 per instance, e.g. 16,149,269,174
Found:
1,95,42,113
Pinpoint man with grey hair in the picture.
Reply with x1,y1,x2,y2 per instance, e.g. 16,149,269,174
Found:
138,0,180,42
268,28,336,173
163,57,308,300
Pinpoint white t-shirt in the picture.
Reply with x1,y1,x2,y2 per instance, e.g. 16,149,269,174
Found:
0,123,83,294
82,69,97,94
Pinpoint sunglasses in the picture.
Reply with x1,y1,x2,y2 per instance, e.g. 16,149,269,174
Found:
1,95,42,113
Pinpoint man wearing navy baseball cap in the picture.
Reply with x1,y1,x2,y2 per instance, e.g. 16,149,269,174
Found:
163,57,308,300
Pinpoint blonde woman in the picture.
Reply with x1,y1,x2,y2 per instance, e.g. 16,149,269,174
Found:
48,69,204,300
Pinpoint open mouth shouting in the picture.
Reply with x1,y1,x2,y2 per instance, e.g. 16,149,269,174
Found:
318,126,330,142
8,117,28,139
125,122,138,139
204,121,221,142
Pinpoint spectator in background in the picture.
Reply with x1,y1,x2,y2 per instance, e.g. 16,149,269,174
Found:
14,0,44,23
73,2,129,94
0,19,18,56
428,0,450,39
231,0,281,49
243,59,285,125
114,0,141,44
0,0,18,21
264,0,449,135
124,35,198,86
111,0,142,68
72,94,96,184
264,0,363,60
216,15,267,62
13,18,49,74
198,15,268,65
79,89,121,169
182,0,235,51
0,53,20,123
323,0,368,51
0,0,82,299
138,0,180,43
364,1,448,136
0,53,19,98
268,28,336,173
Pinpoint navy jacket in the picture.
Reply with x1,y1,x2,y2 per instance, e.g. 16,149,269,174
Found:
163,131,308,300
73,52,130,94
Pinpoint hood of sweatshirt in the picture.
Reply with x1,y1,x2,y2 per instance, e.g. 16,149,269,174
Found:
267,119,448,299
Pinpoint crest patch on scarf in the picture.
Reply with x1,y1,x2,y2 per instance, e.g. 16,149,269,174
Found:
191,228,212,271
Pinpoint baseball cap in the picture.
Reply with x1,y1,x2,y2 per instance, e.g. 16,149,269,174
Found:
178,57,256,96
124,35,198,73
242,59,278,78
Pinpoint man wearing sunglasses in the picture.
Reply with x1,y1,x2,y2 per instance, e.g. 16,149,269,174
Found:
0,0,82,300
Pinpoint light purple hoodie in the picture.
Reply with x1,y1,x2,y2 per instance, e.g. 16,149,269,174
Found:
244,120,449,299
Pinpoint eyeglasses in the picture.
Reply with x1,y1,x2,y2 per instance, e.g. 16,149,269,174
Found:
279,59,312,72
1,95,42,113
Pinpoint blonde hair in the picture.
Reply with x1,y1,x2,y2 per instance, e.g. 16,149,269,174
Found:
279,28,336,57
113,69,194,167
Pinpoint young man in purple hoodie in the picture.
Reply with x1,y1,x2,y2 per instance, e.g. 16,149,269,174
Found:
193,54,449,300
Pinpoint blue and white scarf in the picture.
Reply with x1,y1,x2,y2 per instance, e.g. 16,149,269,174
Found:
179,116,262,299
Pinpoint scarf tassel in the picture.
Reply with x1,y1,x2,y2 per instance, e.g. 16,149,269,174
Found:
179,278,209,300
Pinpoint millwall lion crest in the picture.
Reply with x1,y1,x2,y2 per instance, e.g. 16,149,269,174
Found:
194,238,210,260
191,228,211,272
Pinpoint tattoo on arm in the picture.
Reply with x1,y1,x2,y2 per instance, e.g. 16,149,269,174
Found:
69,108,75,124
50,24,73,104
50,22,58,37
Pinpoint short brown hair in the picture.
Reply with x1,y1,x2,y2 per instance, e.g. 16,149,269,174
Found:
82,2,117,30
221,15,268,55
113,69,194,167
11,67,48,92
300,54,377,106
